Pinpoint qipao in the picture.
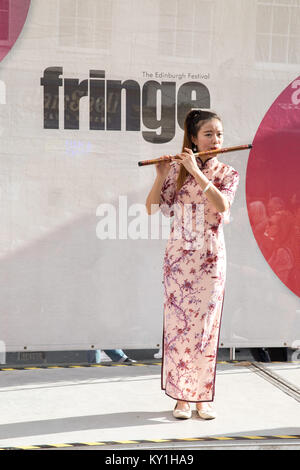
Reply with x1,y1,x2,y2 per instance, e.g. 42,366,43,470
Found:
160,156,239,402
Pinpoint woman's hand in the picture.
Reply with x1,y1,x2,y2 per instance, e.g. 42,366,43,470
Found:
146,155,175,215
155,155,175,180
175,147,200,176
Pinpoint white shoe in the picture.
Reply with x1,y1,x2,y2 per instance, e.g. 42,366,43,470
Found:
197,404,217,420
154,348,162,359
173,403,192,419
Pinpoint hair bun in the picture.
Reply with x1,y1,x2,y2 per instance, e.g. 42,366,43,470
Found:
191,108,216,112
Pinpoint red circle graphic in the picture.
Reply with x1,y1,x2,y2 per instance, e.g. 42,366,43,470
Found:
246,76,300,297
0,0,31,63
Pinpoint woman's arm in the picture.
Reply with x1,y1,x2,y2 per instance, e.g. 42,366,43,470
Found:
145,158,174,215
191,168,229,213
145,174,166,215
175,148,229,213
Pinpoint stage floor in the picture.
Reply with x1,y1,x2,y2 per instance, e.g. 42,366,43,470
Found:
0,360,299,450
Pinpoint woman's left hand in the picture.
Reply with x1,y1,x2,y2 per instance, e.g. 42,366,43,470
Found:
175,147,201,176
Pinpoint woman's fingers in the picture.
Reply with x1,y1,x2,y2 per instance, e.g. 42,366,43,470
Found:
175,152,189,162
184,147,194,155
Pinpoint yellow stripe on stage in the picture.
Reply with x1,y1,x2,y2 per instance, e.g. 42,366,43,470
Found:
181,438,205,441
18,446,41,450
50,443,74,448
213,437,235,440
116,440,139,444
149,439,171,443
81,442,106,446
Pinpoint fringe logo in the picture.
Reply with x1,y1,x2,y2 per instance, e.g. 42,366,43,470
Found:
41,67,210,143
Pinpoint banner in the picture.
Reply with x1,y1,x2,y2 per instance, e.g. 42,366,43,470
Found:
0,0,299,351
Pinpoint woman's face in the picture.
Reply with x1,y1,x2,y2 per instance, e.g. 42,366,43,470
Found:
192,118,224,153
267,214,280,238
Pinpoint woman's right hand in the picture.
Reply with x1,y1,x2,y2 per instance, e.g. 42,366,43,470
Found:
146,156,175,215
155,155,175,179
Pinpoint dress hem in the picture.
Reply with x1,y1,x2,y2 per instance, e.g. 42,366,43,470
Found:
160,288,226,404
161,387,214,403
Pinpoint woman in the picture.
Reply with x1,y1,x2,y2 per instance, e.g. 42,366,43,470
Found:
146,109,240,419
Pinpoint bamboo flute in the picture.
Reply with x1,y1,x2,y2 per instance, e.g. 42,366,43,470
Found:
138,144,252,167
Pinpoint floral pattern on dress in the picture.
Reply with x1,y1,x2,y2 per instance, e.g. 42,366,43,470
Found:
159,157,239,402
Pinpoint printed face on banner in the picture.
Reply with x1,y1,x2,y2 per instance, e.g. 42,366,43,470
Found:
0,0,31,63
246,76,300,298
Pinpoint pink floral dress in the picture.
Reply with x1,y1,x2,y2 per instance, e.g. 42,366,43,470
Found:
159,156,239,402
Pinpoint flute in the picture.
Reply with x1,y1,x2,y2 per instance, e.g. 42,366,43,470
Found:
138,144,252,167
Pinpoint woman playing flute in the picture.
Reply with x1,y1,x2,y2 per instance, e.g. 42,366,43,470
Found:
145,109,240,419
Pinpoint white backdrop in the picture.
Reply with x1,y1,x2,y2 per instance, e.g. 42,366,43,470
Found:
0,0,299,351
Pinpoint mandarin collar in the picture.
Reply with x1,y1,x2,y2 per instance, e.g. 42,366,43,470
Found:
196,155,218,169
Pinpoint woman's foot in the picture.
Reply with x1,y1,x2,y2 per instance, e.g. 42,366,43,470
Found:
196,402,216,420
173,400,192,419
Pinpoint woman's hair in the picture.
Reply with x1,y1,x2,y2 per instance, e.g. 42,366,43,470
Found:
176,109,222,191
